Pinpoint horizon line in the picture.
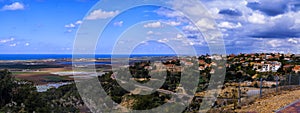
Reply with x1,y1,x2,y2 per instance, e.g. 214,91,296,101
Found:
0,52,298,55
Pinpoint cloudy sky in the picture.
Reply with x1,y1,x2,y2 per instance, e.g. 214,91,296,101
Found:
1,0,300,54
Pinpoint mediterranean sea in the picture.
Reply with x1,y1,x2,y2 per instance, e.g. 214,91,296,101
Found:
0,54,177,60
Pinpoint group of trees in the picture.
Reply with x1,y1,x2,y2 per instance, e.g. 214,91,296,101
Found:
129,61,151,80
98,71,171,110
0,69,84,113
0,70,15,108
98,59,209,111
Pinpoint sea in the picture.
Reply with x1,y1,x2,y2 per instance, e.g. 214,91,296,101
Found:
0,54,177,60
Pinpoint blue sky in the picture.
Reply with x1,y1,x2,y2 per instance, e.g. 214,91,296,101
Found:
1,0,300,54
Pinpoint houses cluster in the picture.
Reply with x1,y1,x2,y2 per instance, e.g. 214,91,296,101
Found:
122,53,300,79
227,53,300,73
252,61,282,72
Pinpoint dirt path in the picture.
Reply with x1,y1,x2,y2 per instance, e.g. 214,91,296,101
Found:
236,88,300,113
276,100,300,113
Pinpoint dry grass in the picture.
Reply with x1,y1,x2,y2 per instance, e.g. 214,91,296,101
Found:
235,86,300,113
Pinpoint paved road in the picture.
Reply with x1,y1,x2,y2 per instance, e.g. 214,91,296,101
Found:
276,100,300,113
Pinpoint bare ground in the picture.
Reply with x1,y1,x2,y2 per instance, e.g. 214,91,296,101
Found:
235,87,300,113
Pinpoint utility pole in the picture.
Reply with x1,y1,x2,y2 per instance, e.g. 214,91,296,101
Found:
260,78,263,98
238,80,241,104
298,75,300,86
289,73,292,85
276,75,278,93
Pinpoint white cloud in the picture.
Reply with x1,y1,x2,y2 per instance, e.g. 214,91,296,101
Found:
1,2,24,11
189,41,195,46
182,20,218,34
66,29,73,33
218,22,242,29
208,7,221,19
154,7,190,25
288,38,298,44
267,39,282,47
86,9,119,20
25,43,30,46
0,38,14,43
195,18,216,31
182,25,198,32
157,38,169,43
113,21,123,27
248,12,266,24
147,31,154,35
9,43,16,47
176,34,183,39
75,20,82,25
144,22,162,28
64,20,82,31
140,41,148,45
64,23,76,28
167,0,211,17
165,21,181,26
195,0,300,53
146,31,162,36
295,18,300,24
155,8,184,18
289,12,300,29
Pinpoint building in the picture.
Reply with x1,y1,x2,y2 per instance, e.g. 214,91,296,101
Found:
253,61,282,72
293,65,300,73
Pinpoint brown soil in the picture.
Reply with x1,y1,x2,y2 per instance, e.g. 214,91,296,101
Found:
40,67,72,72
14,72,73,85
235,87,300,113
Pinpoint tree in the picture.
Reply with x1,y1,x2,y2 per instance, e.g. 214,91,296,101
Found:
0,69,16,107
266,75,275,81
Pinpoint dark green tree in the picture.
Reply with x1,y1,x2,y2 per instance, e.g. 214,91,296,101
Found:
0,69,16,107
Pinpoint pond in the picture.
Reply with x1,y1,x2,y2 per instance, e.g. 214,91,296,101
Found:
36,82,72,92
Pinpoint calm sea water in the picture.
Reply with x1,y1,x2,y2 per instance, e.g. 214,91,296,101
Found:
0,54,176,60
